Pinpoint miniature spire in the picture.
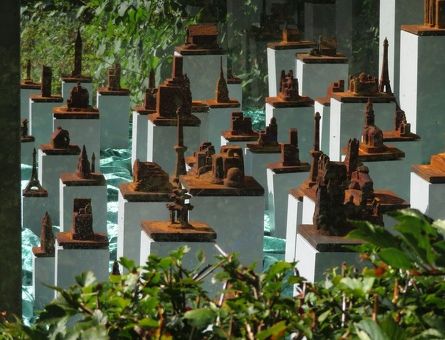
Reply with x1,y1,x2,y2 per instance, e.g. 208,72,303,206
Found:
39,212,55,256
91,152,96,173
378,38,392,95
173,109,187,184
149,68,156,89
308,112,322,185
216,56,230,103
25,59,32,82
364,98,375,127
72,27,82,77
112,259,120,275
24,148,47,194
21,119,29,138
281,128,301,166
76,145,91,179
344,138,360,180
41,66,52,98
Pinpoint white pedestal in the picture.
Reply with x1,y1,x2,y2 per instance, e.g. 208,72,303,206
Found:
59,180,107,234
21,88,40,120
22,195,50,235
38,150,80,225
285,193,303,262
296,59,349,99
53,117,100,170
187,195,264,268
302,195,316,225
315,100,330,154
194,111,209,145
55,244,109,291
117,191,169,264
267,169,308,239
61,81,93,104
29,100,63,147
267,45,313,97
329,99,396,161
244,150,280,195
97,93,130,149
32,255,55,310
227,81,243,107
265,103,314,162
177,51,227,101
379,0,423,98
399,30,445,161
21,140,34,165
410,172,445,220
131,111,148,167
295,232,360,283
147,121,200,175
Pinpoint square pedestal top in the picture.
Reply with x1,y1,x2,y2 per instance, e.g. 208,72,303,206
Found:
21,136,35,143
22,187,48,198
383,130,420,142
119,182,171,202
246,143,281,153
148,114,201,127
298,224,361,252
412,164,445,184
60,172,106,186
21,81,41,90
332,92,395,103
32,246,54,258
192,101,210,113
53,107,99,119
175,45,225,55
97,87,130,96
222,131,258,142
268,161,310,174
132,105,156,115
141,220,216,242
30,95,63,103
401,25,445,36
373,190,409,213
180,172,264,196
205,99,240,109
267,40,316,50
40,144,81,156
227,77,242,85
296,53,348,64
57,232,108,249
61,75,92,83
289,187,305,201
315,96,332,106
357,146,405,162
266,96,314,108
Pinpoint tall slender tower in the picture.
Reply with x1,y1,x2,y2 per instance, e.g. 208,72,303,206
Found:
378,38,392,95
173,110,187,184
308,112,321,186
216,56,230,103
24,148,47,194
72,27,82,77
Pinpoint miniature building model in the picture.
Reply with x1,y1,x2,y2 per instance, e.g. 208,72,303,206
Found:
281,23,301,43
129,159,172,193
143,69,158,112
187,142,215,176
309,36,339,57
184,23,221,51
247,117,280,152
348,73,379,96
224,112,258,139
21,119,34,143
32,212,55,257
424,0,445,29
379,38,392,95
67,83,91,111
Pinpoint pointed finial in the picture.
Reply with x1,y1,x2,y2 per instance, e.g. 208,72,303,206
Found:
378,37,392,95
40,212,55,256
23,148,47,194
72,26,83,77
365,98,375,126
112,259,120,275
91,152,96,173
76,145,91,179
216,57,230,103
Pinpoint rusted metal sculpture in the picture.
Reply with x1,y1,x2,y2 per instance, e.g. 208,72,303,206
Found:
107,63,121,91
76,145,91,179
51,127,71,149
188,142,215,176
309,36,338,57
67,82,89,110
173,110,188,184
143,69,157,111
308,112,322,186
348,73,379,96
32,212,55,257
344,138,360,180
21,119,30,139
184,23,220,50
229,112,256,136
278,70,300,101
281,22,301,43
72,27,83,77
129,159,172,192
41,66,52,98
23,148,48,196
424,0,445,29
379,38,392,95
167,188,194,228
257,117,279,147
71,199,94,240
282,129,301,166
360,99,386,153
216,57,230,103
211,145,245,188
394,104,412,137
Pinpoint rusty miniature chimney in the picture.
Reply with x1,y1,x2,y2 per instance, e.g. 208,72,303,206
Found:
39,212,55,256
378,38,392,95
216,57,230,103
281,128,301,166
23,148,47,195
361,99,386,153
91,152,96,173
309,112,322,185
24,59,32,82
149,69,156,89
72,27,83,77
172,55,184,79
107,63,121,91
41,66,52,98
173,109,187,183
72,199,94,240
76,145,91,179
344,138,360,180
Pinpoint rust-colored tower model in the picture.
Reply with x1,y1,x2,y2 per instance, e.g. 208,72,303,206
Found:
216,57,230,103
41,66,52,98
72,27,83,77
173,110,187,184
379,38,392,95
309,112,322,185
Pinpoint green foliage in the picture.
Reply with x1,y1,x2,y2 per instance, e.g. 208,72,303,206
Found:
3,209,445,339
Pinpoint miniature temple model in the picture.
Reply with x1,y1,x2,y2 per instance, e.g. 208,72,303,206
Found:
424,0,445,28
221,111,259,148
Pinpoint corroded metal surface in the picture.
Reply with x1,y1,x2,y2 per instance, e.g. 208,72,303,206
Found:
23,148,48,197
247,117,280,153
32,212,55,257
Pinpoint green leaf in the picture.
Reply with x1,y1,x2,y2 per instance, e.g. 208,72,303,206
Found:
120,257,136,271
183,308,216,329
378,248,413,269
75,271,97,287
138,318,159,328
354,319,389,340
257,321,287,340
348,220,400,249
